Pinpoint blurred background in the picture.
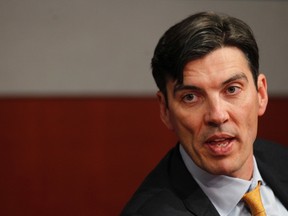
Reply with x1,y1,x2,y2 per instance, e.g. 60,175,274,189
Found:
1,0,288,215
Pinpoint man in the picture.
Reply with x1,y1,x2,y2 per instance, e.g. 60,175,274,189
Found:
121,12,288,216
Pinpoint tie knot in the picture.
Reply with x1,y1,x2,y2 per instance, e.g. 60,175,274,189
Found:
242,181,266,216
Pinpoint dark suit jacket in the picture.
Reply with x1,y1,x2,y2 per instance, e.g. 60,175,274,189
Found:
121,139,288,216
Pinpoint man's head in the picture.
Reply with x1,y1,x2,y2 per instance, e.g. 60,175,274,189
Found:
152,12,268,180
152,12,259,96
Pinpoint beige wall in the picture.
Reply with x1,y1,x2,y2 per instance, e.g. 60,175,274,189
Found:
1,0,287,96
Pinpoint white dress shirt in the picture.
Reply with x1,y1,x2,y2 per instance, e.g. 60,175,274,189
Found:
179,144,288,216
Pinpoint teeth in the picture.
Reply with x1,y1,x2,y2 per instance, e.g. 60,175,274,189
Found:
217,142,228,147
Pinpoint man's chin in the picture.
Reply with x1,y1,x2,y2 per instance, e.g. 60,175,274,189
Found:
202,160,241,177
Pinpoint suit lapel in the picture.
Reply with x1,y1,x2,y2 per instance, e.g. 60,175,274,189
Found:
257,159,288,209
169,145,220,216
183,189,221,216
254,139,288,209
256,156,288,208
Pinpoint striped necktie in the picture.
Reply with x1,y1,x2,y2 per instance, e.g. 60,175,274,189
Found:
242,181,266,216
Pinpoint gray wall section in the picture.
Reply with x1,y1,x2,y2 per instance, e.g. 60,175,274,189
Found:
0,0,287,96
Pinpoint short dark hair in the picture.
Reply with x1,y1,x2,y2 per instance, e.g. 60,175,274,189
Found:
151,12,259,94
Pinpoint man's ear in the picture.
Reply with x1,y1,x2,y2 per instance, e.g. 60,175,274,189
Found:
156,91,174,130
257,73,268,116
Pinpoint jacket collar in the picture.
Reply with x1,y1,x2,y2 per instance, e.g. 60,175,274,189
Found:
169,144,220,216
254,142,288,208
252,139,288,209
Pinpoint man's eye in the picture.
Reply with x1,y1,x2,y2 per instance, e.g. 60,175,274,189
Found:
226,86,241,94
183,94,197,103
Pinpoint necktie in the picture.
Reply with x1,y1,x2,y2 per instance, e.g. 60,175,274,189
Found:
242,181,266,216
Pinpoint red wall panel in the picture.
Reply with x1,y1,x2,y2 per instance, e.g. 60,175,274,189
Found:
0,97,287,215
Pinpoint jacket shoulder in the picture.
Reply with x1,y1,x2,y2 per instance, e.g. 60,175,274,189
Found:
254,138,288,165
121,146,192,216
254,139,288,182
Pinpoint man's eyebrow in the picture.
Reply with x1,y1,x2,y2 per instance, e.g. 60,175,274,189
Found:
222,72,248,85
173,72,248,95
173,84,202,95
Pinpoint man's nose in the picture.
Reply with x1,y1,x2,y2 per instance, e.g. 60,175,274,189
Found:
204,97,229,127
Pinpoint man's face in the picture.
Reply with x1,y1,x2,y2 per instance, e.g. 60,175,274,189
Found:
158,47,268,180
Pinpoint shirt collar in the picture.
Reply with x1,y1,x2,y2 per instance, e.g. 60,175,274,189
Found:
179,144,263,216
